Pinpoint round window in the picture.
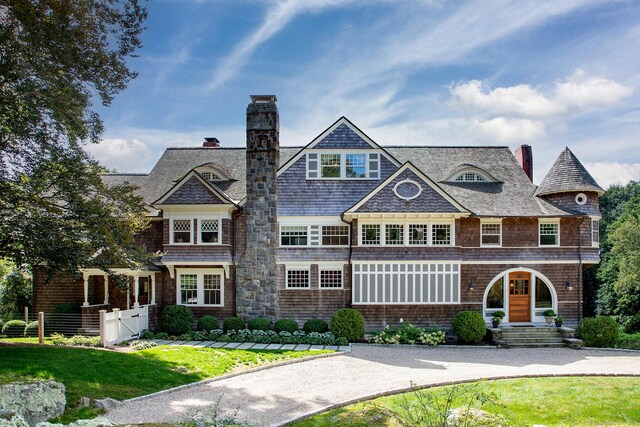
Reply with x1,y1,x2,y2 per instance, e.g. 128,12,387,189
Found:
393,179,422,201
575,193,587,205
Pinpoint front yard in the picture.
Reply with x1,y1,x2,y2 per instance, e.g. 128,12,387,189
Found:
0,344,329,423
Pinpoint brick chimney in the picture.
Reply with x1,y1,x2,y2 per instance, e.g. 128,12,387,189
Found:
203,137,220,148
515,144,533,182
236,95,279,320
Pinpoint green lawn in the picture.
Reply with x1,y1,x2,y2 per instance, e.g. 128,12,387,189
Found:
293,376,640,427
0,344,329,423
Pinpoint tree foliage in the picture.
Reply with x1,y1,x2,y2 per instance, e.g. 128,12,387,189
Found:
0,1,149,275
0,260,32,319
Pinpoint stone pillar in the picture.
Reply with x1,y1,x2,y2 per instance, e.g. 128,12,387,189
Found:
236,95,279,320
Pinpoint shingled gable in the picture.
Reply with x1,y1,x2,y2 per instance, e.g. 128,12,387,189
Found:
345,162,469,215
535,147,604,196
153,170,235,206
277,116,401,177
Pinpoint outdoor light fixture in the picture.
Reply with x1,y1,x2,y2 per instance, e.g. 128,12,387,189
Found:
566,281,573,291
468,282,475,290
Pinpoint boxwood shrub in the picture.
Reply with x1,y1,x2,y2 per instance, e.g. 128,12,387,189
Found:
577,316,620,347
197,315,219,331
2,320,27,337
303,318,329,333
160,305,194,336
330,308,364,342
223,316,246,332
248,317,271,331
24,321,39,337
274,318,298,333
451,310,486,343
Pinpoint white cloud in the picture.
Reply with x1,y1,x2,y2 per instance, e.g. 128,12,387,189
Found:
471,117,546,143
555,69,634,111
585,162,640,188
85,138,153,173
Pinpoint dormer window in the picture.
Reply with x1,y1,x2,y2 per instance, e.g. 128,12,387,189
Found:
200,171,221,181
307,152,380,179
455,172,486,182
447,166,496,183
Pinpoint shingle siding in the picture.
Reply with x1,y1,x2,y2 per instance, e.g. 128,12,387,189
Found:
163,176,227,204
313,123,375,149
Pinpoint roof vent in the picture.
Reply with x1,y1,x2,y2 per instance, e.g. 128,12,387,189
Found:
203,137,220,148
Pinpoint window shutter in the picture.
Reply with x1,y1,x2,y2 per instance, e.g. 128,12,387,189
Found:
307,153,318,179
368,153,379,179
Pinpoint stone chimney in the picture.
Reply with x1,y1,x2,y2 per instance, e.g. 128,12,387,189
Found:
203,137,220,148
515,144,533,182
235,95,279,320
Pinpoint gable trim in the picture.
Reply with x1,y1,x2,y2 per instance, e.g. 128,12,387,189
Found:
345,162,470,215
152,170,237,206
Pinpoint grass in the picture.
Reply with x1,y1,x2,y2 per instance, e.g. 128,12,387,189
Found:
0,344,330,423
292,376,640,427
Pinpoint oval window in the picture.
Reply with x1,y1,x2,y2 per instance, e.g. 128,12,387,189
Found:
575,193,587,205
393,179,422,201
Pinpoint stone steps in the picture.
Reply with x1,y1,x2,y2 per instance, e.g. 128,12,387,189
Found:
490,326,582,349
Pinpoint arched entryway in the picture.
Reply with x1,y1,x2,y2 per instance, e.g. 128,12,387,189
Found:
483,268,557,324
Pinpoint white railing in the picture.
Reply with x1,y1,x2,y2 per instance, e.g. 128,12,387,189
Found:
100,305,149,346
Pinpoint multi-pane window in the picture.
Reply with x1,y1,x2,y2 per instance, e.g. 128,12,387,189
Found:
455,172,486,182
200,219,219,244
200,171,221,181
409,225,429,245
173,219,191,244
179,274,198,305
320,154,341,178
345,154,366,178
287,270,310,288
481,223,501,246
322,226,349,246
281,226,308,246
432,224,451,245
386,224,404,245
362,224,381,245
203,274,221,305
320,269,343,289
539,222,559,246
592,220,600,245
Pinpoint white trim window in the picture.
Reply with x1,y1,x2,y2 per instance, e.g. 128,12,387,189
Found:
199,219,220,244
480,221,502,247
286,269,310,289
385,224,404,245
319,268,343,289
360,221,454,246
345,154,366,178
539,220,560,246
280,226,308,246
322,225,349,246
432,224,451,246
361,224,381,245
171,219,192,244
409,224,429,245
177,269,224,306
592,219,600,246
306,152,380,179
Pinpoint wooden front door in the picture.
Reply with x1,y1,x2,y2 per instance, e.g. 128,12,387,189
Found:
508,272,531,322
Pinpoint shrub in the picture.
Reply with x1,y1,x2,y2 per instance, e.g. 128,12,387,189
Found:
0,319,3,331
274,318,298,333
66,335,101,347
24,321,39,337
330,308,364,342
47,303,82,334
140,329,154,339
577,316,620,347
160,305,194,336
248,317,271,331
223,317,246,332
303,318,328,333
618,333,640,350
197,315,219,331
130,340,157,351
335,337,349,346
543,309,556,317
154,332,169,340
622,313,640,334
492,310,506,319
2,319,27,337
53,303,82,314
451,311,486,343
178,332,194,341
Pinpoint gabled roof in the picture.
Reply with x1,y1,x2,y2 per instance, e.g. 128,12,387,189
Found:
535,147,604,196
346,162,469,215
153,169,236,206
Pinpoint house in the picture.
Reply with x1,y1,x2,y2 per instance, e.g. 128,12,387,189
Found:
33,95,604,329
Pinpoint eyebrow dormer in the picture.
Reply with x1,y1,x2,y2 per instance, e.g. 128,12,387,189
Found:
446,164,498,183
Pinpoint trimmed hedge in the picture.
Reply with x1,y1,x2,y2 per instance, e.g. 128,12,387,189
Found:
577,316,620,347
303,318,329,333
197,316,219,331
3,320,27,337
274,319,298,333
451,310,486,343
248,318,271,331
160,305,194,336
24,321,39,337
223,316,246,332
330,309,364,342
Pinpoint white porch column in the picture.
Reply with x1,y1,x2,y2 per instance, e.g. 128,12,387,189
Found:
151,273,156,305
133,274,140,308
126,279,130,309
83,274,90,307
103,275,109,305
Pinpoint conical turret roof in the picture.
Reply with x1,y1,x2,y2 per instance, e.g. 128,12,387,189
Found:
535,147,604,196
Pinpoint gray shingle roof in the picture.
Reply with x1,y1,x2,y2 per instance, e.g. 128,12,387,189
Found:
535,147,604,196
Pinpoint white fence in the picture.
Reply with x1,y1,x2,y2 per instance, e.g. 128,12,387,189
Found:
100,305,149,346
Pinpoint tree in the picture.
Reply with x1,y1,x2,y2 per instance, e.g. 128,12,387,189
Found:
0,1,149,275
0,261,32,319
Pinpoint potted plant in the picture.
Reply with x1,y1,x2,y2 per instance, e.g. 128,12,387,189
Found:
543,309,556,325
491,311,505,328
554,316,563,327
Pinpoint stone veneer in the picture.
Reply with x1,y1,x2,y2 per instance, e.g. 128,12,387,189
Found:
235,96,280,320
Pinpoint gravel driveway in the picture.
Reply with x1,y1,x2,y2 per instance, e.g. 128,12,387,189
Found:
106,345,640,426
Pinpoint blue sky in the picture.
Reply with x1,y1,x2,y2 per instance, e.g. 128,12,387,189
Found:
88,0,640,187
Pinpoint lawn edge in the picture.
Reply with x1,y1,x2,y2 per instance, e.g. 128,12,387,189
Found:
122,349,345,404
278,373,640,427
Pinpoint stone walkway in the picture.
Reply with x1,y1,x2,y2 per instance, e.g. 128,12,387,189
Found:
106,345,640,427
148,339,351,352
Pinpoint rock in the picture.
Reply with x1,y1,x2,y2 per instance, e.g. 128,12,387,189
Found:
93,398,121,411
0,381,66,426
447,407,507,426
78,398,91,408
0,413,29,427
36,416,113,427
